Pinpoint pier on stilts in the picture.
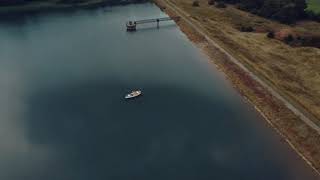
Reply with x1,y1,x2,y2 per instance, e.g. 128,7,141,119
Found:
126,16,180,31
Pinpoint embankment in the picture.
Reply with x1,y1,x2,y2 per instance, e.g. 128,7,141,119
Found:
154,0,320,175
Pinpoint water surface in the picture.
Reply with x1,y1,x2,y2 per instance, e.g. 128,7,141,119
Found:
0,3,318,180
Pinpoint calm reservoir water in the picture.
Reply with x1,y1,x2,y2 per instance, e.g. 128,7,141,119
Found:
0,3,319,180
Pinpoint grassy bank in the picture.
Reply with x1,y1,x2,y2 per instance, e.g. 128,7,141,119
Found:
154,0,320,174
164,0,320,126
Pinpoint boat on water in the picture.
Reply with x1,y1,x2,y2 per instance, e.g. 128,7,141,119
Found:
125,90,142,99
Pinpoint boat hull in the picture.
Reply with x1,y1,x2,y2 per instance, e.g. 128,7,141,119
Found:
125,91,142,99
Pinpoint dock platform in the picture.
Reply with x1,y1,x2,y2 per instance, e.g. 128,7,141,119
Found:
126,16,180,31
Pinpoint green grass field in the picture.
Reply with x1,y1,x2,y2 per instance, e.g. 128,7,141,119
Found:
307,0,320,14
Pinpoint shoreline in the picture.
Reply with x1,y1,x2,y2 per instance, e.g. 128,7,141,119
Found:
0,0,150,16
154,0,320,175
0,1,107,16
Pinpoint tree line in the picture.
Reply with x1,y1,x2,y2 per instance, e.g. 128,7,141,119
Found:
0,0,149,6
215,0,315,23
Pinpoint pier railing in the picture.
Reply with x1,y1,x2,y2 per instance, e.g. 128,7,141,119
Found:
126,16,180,31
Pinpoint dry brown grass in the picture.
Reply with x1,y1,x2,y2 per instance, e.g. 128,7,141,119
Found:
171,0,320,123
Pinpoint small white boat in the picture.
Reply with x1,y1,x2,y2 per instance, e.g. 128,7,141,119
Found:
125,90,142,99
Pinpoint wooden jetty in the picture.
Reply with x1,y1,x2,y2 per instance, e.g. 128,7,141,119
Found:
126,16,180,31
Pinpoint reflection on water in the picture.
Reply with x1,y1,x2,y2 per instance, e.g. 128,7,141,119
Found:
0,3,318,180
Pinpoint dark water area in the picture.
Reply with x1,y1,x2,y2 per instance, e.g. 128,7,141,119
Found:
0,3,319,180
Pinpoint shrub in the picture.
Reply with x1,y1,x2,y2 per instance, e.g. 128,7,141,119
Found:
192,0,199,7
240,25,254,32
208,0,215,5
284,34,294,43
215,2,226,8
306,10,320,22
267,31,275,38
